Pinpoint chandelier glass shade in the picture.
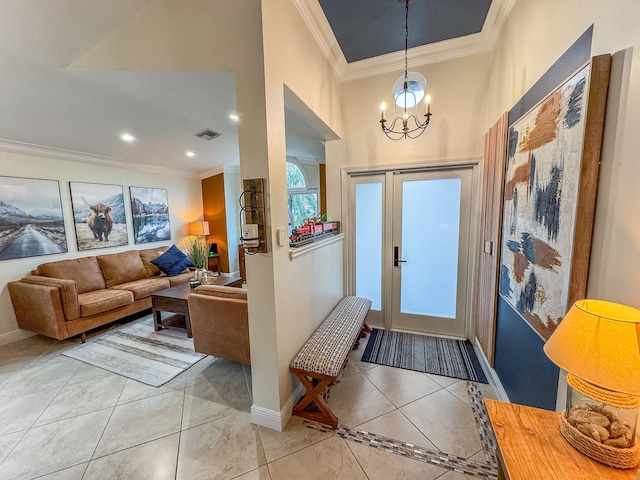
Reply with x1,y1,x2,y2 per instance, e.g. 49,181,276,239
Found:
379,0,432,140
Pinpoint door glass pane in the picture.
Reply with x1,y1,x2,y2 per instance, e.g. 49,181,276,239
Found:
355,183,382,310
401,178,461,318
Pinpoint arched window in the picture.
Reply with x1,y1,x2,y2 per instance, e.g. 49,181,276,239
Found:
286,160,319,233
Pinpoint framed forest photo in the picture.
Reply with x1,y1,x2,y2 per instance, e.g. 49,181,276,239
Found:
70,182,128,251
129,186,171,244
498,56,611,340
0,176,67,260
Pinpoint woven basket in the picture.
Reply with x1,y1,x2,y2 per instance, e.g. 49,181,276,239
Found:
560,415,640,469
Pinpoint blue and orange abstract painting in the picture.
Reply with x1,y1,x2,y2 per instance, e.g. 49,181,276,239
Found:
499,64,590,340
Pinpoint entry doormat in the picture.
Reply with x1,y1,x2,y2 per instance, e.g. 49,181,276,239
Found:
63,316,205,387
361,329,488,383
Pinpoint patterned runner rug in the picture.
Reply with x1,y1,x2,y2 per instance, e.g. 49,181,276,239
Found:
361,328,488,383
63,316,205,387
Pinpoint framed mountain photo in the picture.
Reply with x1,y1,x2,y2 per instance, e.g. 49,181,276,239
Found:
129,186,171,244
0,176,67,260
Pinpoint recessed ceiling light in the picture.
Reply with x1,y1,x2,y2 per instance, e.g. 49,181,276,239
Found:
229,114,239,121
186,151,195,158
120,133,135,142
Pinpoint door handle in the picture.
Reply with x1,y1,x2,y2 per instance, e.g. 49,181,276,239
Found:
394,246,407,267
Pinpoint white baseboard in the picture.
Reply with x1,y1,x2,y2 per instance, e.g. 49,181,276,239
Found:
474,338,510,403
0,329,35,346
251,383,305,432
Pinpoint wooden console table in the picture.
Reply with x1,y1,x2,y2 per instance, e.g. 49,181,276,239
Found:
485,399,638,480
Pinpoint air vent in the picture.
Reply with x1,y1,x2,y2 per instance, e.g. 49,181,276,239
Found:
194,129,221,141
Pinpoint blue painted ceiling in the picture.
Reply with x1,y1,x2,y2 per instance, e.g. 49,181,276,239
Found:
319,0,492,63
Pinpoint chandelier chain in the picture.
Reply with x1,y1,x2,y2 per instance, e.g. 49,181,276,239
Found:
404,0,409,83
378,0,432,140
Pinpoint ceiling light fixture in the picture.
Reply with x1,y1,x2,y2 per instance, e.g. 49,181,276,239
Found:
186,151,195,158
379,0,432,140
229,114,239,121
120,133,135,142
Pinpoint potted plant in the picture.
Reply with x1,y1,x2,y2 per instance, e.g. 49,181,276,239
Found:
188,237,208,283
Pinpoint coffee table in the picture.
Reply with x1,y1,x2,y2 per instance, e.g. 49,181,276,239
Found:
152,276,243,337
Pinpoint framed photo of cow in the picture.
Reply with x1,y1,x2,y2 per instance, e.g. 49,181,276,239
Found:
69,182,129,251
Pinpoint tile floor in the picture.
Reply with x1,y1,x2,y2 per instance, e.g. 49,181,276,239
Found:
0,317,498,480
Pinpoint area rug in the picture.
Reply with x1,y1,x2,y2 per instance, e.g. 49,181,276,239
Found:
361,328,488,383
63,316,206,387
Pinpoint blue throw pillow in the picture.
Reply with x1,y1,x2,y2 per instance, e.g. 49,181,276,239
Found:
150,245,194,276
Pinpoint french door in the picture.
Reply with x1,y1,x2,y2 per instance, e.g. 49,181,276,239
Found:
350,166,473,338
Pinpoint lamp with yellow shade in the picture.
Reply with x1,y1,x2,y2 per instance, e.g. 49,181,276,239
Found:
188,221,210,237
544,299,640,469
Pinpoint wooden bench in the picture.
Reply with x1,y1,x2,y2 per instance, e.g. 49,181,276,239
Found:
289,296,372,428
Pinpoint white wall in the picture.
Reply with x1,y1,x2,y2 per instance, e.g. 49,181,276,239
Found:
248,0,345,425
224,170,242,275
483,0,640,311
0,150,202,344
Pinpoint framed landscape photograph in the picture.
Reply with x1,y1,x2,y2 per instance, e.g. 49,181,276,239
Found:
498,56,610,340
129,186,171,244
0,176,67,260
70,182,128,251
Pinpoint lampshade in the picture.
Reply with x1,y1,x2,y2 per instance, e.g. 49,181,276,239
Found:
544,299,640,396
188,221,210,236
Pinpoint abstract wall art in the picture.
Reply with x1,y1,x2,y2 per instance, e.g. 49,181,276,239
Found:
70,182,129,251
0,176,67,260
498,57,610,340
129,186,171,244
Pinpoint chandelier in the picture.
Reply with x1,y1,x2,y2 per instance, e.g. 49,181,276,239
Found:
379,0,432,140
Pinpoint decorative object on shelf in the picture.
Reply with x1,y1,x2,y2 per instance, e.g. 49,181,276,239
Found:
70,182,128,251
0,176,67,260
378,0,432,140
130,186,170,244
289,216,339,248
544,299,640,468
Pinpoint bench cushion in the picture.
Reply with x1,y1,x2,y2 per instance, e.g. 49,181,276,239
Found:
290,296,371,378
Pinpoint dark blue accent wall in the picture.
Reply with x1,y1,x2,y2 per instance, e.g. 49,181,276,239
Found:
494,297,559,410
494,26,593,411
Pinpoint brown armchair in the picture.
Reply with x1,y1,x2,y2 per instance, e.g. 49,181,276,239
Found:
187,284,250,365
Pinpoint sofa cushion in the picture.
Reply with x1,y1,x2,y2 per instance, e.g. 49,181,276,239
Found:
37,257,107,294
139,247,169,277
194,284,247,300
97,251,148,288
151,244,194,276
78,289,134,317
112,277,170,300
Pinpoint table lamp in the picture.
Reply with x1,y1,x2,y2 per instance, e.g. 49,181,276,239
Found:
544,299,640,469
188,220,210,237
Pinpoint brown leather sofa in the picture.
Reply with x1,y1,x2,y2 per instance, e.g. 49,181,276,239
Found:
188,284,250,365
8,247,191,341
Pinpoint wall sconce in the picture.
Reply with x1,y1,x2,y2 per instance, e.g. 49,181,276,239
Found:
544,299,640,469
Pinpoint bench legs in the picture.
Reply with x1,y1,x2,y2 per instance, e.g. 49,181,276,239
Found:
292,373,338,428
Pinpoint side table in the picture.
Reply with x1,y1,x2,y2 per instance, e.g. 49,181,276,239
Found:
485,399,638,480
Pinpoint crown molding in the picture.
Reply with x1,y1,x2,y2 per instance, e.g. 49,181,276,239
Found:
0,139,199,179
293,0,347,80
298,0,515,82
343,32,491,81
199,165,225,179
